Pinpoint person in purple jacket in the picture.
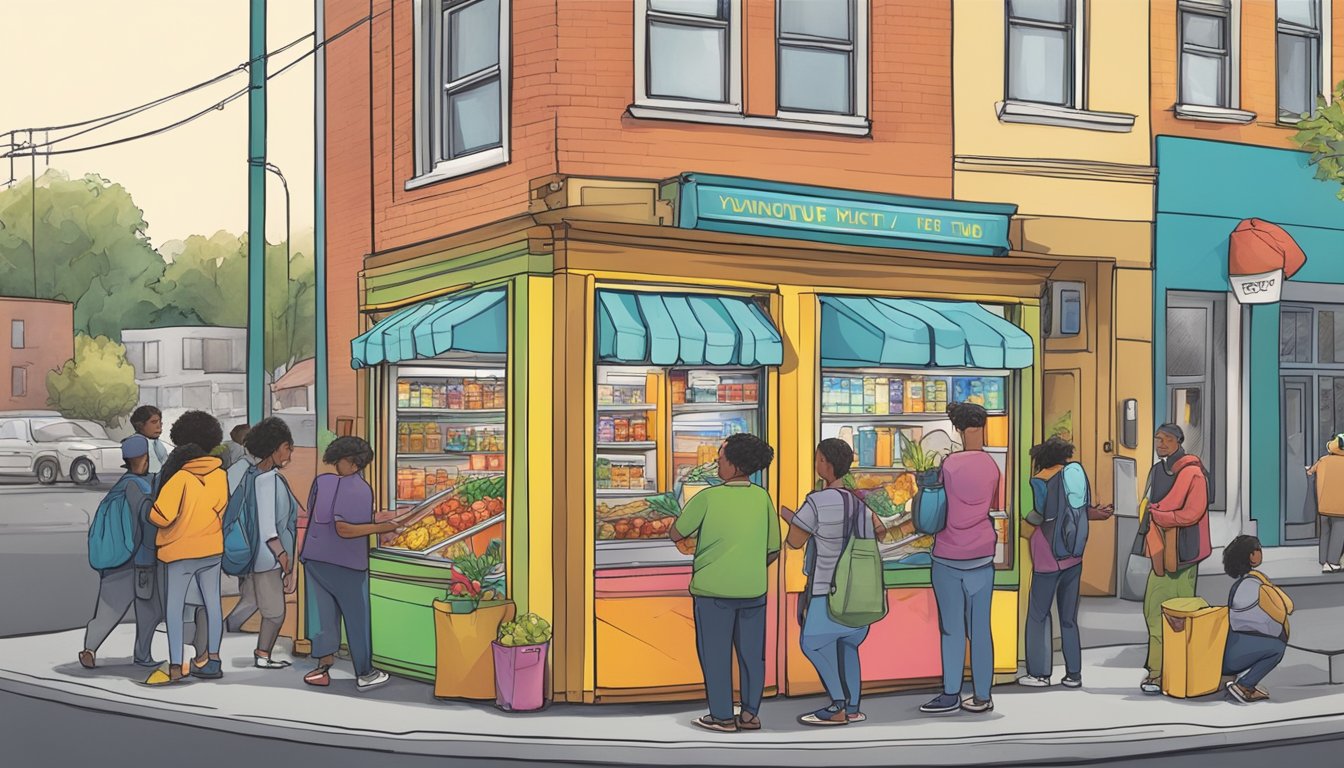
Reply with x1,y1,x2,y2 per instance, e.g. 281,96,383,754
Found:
300,437,411,691
920,402,1001,715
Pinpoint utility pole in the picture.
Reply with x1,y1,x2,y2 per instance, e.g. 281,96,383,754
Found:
247,0,267,423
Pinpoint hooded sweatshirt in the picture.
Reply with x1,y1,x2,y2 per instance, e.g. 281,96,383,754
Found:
1145,451,1211,568
150,455,228,563
1309,439,1344,517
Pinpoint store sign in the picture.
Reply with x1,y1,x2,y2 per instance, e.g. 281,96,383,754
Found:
675,175,1015,256
1229,269,1283,304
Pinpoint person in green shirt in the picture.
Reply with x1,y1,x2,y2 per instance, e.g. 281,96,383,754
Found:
670,433,780,733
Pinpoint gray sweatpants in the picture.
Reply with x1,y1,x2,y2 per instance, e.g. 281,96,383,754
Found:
228,570,286,654
83,563,160,663
1321,516,1344,565
164,556,223,666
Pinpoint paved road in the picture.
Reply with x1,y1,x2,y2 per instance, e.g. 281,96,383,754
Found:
0,483,106,637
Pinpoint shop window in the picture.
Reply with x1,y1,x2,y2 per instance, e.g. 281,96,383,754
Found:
1281,306,1314,363
1320,309,1344,363
635,0,742,113
411,0,511,186
10,320,23,350
1044,280,1085,338
1005,0,1083,108
776,0,866,120
1277,0,1326,122
1178,0,1234,109
11,367,25,399
1165,293,1227,510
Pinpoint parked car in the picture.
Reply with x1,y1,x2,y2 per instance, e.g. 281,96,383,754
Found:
0,414,124,485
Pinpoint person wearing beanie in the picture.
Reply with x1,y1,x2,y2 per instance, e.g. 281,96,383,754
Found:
1308,435,1344,573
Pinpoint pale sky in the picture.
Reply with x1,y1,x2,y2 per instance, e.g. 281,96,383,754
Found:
2,1,316,247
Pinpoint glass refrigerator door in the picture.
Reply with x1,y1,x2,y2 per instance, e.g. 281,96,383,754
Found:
382,365,507,564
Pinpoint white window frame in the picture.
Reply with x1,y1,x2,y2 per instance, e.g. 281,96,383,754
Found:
1276,0,1332,122
1005,0,1086,110
633,0,743,115
408,0,512,190
1175,0,1257,123
774,0,868,129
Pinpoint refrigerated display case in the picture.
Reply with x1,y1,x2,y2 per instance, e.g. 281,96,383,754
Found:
819,368,1014,570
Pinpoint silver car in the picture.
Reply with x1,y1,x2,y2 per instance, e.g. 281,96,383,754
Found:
0,413,124,485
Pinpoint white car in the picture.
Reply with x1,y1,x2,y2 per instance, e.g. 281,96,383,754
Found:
0,413,125,485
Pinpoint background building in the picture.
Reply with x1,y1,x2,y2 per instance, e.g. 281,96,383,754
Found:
121,326,247,429
0,298,74,412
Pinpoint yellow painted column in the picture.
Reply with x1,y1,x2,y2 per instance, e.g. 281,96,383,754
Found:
526,276,555,621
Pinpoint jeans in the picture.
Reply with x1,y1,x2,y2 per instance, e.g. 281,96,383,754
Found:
1321,516,1344,566
1223,631,1287,689
1142,564,1198,674
799,594,868,710
692,595,767,722
305,561,374,677
83,563,160,663
229,570,286,654
931,561,995,700
164,556,223,666
1025,564,1083,679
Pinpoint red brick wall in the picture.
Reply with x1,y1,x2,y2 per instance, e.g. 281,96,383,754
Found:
0,299,73,411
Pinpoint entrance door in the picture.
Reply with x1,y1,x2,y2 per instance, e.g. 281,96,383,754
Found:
1282,377,1316,542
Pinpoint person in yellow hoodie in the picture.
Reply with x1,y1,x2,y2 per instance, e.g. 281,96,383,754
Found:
1307,435,1344,573
1221,535,1293,703
146,411,228,685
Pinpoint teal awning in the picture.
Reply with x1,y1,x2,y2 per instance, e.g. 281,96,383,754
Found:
597,290,782,367
820,296,1033,369
350,288,506,369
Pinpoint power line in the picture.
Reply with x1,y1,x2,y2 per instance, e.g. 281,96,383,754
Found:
1,9,383,162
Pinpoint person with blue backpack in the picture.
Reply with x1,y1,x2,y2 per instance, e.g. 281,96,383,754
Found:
1018,437,1113,689
223,417,300,670
78,435,160,670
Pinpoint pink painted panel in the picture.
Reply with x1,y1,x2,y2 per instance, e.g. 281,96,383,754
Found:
784,588,942,688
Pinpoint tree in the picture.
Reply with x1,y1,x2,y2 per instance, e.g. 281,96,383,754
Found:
0,171,167,337
46,334,140,429
1291,83,1344,199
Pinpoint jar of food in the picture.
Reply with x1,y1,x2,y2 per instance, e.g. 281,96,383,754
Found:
597,416,615,443
612,463,630,489
408,423,425,454
630,464,645,490
631,416,647,443
613,418,630,443
465,381,483,410
424,424,442,453
398,423,410,453
487,454,504,471
447,380,464,410
470,454,488,472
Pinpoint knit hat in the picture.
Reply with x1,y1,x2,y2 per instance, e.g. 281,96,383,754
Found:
1156,423,1185,443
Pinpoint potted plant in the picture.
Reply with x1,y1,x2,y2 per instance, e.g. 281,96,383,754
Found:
493,613,552,712
900,433,946,489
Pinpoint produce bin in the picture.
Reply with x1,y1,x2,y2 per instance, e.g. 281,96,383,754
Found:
494,641,549,712
1161,597,1229,699
433,599,515,700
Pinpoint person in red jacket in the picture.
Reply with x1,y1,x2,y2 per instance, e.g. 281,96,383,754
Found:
1137,423,1211,694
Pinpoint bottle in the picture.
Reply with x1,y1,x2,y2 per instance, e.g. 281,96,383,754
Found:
631,416,648,442
857,427,877,467
875,427,894,468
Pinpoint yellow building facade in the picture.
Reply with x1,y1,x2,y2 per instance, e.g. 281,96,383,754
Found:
953,0,1157,597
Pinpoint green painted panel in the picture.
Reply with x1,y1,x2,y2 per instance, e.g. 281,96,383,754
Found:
371,552,455,580
1248,303,1283,545
364,248,551,308
370,582,440,680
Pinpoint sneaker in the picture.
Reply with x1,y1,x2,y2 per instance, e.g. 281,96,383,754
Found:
254,654,292,670
1140,677,1162,695
1323,564,1342,574
303,665,331,687
961,697,994,713
798,704,848,726
920,694,962,714
1017,675,1050,687
356,669,390,691
847,712,867,723
692,715,738,733
1227,681,1254,703
190,659,223,680
1061,675,1083,689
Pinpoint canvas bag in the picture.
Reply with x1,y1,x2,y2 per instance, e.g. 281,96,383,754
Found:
1043,463,1091,560
221,464,262,576
827,490,889,628
87,475,151,571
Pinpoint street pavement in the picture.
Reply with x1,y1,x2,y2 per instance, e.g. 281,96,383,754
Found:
0,483,107,637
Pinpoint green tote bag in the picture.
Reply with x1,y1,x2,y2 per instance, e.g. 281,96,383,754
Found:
828,490,889,628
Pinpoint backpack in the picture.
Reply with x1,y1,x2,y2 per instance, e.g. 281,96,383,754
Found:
221,464,262,576
1043,463,1090,560
911,468,948,536
88,474,152,571
828,490,889,628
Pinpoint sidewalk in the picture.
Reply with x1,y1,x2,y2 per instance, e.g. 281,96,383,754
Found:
3,626,1344,766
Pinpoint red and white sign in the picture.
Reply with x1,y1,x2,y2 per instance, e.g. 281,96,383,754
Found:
1227,218,1306,304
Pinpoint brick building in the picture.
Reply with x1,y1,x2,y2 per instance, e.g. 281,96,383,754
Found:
0,298,73,412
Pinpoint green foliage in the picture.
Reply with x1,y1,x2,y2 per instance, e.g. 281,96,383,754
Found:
46,334,140,428
498,613,552,647
1291,84,1344,201
0,171,166,337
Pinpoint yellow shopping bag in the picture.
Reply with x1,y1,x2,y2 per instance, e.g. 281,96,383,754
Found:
1161,597,1229,698
433,599,515,701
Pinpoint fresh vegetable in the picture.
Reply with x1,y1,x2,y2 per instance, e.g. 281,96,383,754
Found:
900,434,942,472
862,488,899,519
646,493,681,518
678,462,721,485
498,613,552,647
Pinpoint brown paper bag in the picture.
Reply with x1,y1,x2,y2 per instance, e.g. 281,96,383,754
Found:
433,599,516,700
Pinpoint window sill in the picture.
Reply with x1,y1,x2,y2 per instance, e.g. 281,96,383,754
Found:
995,101,1137,132
405,147,509,191
1172,104,1258,124
627,104,871,137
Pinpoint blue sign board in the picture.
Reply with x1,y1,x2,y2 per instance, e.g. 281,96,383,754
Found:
675,174,1016,257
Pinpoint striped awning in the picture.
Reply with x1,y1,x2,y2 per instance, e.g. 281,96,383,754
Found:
597,290,782,367
820,296,1033,369
350,289,506,369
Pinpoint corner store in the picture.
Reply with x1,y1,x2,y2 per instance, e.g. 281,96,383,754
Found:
348,174,1058,703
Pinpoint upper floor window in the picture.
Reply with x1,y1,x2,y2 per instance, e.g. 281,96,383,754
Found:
11,367,26,399
144,341,160,374
1179,0,1234,109
1278,0,1327,121
183,338,204,371
776,0,867,120
1006,0,1083,108
411,0,511,187
635,0,742,113
10,320,23,350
